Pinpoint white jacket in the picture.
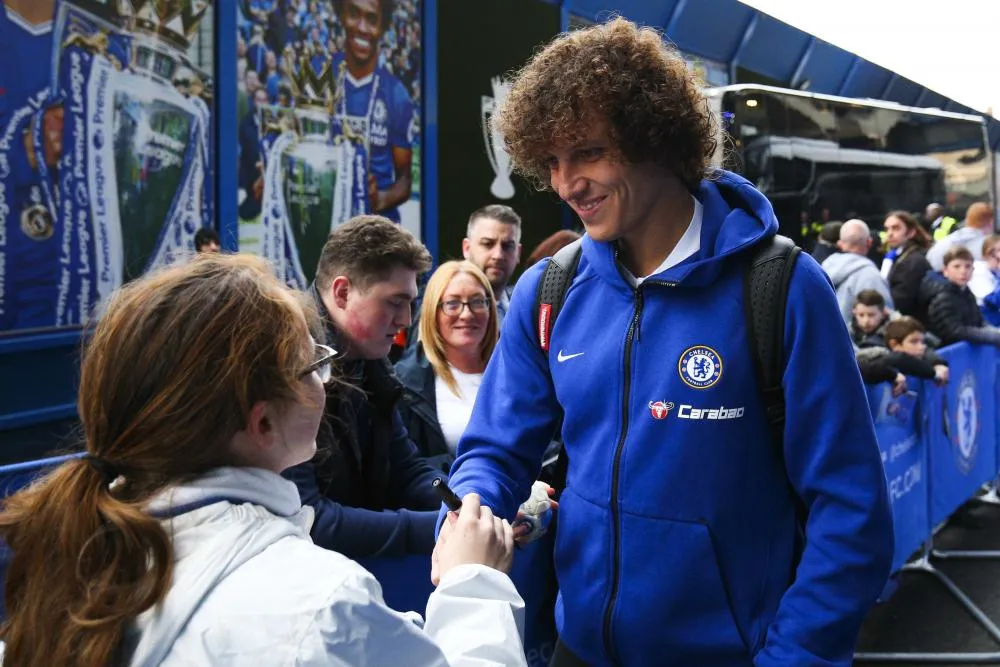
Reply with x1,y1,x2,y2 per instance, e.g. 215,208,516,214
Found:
120,467,527,666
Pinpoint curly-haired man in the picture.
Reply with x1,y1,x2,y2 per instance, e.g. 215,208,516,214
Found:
438,18,892,667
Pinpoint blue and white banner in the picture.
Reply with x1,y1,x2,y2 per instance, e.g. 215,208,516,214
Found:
0,1,213,334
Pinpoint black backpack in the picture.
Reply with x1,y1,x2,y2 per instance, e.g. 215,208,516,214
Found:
535,234,801,490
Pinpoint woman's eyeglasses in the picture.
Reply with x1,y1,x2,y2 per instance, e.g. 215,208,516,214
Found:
301,343,339,383
439,297,491,316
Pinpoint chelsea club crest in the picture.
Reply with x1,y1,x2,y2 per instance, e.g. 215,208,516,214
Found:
678,345,723,389
952,370,980,474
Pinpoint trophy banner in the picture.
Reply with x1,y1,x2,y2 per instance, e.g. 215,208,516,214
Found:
108,70,204,281
55,20,204,318
260,131,302,289
45,2,210,324
259,115,367,289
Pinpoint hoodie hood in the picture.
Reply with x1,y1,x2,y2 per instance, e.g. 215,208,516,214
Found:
582,170,777,291
126,468,312,667
823,252,877,288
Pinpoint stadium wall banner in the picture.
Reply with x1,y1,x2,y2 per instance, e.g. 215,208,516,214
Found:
0,0,214,335
236,0,422,288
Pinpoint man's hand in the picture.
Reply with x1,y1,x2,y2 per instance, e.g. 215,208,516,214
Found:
892,373,907,397
252,161,264,202
934,365,950,385
368,174,381,212
431,493,513,586
24,106,64,170
513,482,558,546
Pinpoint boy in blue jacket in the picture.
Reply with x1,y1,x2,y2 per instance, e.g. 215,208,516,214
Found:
438,18,893,667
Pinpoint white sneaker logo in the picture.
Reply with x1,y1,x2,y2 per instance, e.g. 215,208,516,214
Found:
557,350,585,362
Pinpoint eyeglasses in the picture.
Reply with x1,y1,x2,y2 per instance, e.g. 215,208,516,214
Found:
439,297,491,316
301,343,339,383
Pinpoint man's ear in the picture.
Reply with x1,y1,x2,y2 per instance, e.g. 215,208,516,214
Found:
461,238,471,260
887,339,901,351
331,275,352,310
837,240,846,251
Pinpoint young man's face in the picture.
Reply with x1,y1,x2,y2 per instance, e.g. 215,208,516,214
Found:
462,218,520,292
883,215,914,250
545,119,669,245
853,304,885,334
943,258,974,288
342,0,382,68
891,331,927,358
337,266,417,359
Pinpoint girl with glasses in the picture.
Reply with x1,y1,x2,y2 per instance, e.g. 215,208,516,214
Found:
0,254,524,667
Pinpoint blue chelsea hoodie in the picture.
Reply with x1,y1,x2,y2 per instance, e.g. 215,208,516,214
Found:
442,171,893,666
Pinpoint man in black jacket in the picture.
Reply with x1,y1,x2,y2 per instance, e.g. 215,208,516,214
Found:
283,216,444,558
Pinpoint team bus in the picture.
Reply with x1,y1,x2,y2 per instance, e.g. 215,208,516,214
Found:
705,84,995,246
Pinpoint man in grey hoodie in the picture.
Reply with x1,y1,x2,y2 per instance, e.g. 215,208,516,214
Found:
822,219,894,324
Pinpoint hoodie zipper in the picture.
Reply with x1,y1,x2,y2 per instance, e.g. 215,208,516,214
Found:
602,280,673,663
601,287,643,663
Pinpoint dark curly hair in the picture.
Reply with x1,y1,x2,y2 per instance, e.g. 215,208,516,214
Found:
495,18,719,192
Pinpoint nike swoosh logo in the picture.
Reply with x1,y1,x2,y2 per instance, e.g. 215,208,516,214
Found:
557,350,585,362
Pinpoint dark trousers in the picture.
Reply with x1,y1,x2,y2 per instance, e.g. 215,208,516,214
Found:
549,639,590,667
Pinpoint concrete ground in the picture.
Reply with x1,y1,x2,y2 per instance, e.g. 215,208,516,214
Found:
857,500,1000,667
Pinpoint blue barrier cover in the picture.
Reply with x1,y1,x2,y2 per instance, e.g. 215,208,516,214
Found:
925,343,998,527
868,382,927,573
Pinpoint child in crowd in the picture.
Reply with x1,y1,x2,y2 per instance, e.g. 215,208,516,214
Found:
921,246,1000,347
850,290,891,349
884,317,949,384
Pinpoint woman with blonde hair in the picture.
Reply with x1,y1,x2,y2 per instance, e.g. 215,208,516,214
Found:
0,254,525,667
396,261,498,472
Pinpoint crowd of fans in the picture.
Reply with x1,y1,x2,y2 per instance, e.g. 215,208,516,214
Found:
812,201,1000,393
236,0,420,107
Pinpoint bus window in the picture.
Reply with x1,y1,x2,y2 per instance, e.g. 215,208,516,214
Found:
836,105,880,152
785,95,835,142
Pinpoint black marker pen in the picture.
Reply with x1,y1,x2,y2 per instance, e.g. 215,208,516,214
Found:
432,477,463,512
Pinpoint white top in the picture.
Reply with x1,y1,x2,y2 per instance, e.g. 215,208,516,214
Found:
621,196,703,287
926,227,987,271
969,260,998,305
436,366,484,455
119,467,526,667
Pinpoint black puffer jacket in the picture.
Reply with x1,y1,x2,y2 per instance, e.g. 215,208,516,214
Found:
394,344,454,475
920,272,1000,347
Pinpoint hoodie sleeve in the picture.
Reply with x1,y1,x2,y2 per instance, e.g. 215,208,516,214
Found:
882,351,936,379
284,461,438,558
385,407,450,510
297,564,526,667
439,263,564,528
755,254,893,667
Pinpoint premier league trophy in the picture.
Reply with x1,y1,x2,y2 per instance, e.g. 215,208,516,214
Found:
481,76,516,200
258,51,368,289
40,0,211,324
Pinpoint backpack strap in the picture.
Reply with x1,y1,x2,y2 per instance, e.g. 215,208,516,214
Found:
535,238,584,351
743,234,800,452
534,239,583,496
